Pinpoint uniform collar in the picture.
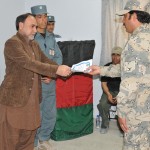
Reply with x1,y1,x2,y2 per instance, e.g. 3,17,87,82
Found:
35,30,52,38
132,23,149,36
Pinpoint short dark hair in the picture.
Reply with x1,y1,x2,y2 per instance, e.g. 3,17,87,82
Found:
129,10,150,23
16,13,35,31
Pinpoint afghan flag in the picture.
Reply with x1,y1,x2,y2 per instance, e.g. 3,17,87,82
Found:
51,41,95,141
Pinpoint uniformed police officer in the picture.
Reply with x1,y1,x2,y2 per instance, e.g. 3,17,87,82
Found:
47,15,61,42
31,5,63,150
88,0,150,149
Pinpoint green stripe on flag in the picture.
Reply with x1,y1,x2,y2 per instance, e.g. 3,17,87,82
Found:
51,104,93,141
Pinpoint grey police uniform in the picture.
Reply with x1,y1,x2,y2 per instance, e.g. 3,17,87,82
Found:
34,31,62,145
31,5,62,146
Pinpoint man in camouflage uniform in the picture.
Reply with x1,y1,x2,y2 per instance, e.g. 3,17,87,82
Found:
88,0,150,149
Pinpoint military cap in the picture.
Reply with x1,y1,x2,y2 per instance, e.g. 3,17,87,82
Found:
31,5,48,15
47,16,55,22
112,47,123,55
116,0,150,15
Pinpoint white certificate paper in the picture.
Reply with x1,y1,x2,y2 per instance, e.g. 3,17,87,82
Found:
71,59,92,73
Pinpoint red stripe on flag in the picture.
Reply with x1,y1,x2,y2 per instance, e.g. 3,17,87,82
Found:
56,74,93,108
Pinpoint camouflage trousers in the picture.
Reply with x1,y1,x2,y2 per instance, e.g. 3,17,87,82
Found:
123,120,150,150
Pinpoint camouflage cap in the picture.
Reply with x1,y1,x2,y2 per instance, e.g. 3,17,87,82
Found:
116,0,150,15
112,47,123,55
47,16,55,22
31,5,48,15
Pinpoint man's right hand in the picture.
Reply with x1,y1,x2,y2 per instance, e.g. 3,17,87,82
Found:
56,65,72,77
118,117,128,133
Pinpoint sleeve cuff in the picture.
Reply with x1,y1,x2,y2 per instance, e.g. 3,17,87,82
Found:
117,109,126,118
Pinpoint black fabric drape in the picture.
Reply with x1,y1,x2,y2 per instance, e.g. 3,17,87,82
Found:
58,40,95,67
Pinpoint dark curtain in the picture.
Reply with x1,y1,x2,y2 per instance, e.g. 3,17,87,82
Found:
58,40,95,67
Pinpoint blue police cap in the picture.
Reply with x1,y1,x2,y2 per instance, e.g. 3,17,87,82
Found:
31,5,48,15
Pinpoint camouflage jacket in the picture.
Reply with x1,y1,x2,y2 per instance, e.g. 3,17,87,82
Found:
101,24,150,120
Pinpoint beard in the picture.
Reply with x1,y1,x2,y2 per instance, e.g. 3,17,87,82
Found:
28,35,35,40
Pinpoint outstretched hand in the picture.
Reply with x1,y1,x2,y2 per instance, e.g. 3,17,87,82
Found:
86,65,100,75
56,65,72,77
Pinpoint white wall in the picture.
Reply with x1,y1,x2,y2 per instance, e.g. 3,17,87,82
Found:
0,0,25,83
0,0,102,117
